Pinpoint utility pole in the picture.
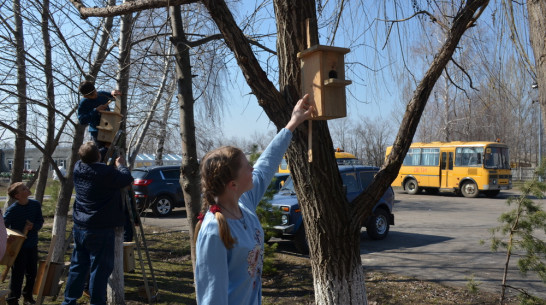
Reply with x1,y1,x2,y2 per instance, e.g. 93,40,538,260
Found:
532,82,541,181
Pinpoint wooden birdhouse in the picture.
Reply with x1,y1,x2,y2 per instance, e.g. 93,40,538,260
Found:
97,98,123,144
298,45,351,120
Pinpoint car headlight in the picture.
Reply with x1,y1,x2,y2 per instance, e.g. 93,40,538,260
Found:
281,215,288,225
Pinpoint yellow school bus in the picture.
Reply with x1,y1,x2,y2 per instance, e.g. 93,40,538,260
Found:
278,149,359,173
386,141,512,198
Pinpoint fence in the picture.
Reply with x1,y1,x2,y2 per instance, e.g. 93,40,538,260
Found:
511,168,536,181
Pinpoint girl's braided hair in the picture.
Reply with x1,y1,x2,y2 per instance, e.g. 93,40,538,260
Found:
194,146,244,249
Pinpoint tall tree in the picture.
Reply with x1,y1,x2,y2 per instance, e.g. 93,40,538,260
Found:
70,0,489,303
108,1,134,302
169,4,202,269
527,1,546,142
5,0,28,208
33,0,56,203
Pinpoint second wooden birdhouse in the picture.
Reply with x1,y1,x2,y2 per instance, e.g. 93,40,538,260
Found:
298,45,351,120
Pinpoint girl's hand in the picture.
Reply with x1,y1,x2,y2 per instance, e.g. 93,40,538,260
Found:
285,94,315,132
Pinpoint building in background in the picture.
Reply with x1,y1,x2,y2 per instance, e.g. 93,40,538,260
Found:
0,148,183,174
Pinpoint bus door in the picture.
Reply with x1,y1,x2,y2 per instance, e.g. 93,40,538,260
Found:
440,151,454,188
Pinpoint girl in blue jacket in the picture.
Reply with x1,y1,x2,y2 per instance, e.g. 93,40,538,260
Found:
195,94,313,305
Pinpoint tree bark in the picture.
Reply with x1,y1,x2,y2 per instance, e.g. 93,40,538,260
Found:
5,0,28,209
69,0,198,19
108,2,133,302
169,5,201,270
273,2,368,304
107,226,125,304
528,0,546,145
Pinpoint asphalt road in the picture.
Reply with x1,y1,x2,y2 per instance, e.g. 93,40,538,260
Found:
360,189,545,299
139,189,545,299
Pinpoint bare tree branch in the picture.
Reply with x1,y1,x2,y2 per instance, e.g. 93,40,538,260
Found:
379,10,449,32
450,57,477,91
501,0,536,79
68,0,199,19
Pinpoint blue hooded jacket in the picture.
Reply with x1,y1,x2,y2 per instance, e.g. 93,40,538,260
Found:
72,160,133,229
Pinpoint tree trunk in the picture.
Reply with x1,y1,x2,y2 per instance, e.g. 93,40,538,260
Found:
109,2,133,303
107,226,125,305
528,0,546,144
5,0,28,209
51,124,85,261
272,2,369,303
169,5,201,270
34,0,56,203
155,82,175,166
116,0,133,152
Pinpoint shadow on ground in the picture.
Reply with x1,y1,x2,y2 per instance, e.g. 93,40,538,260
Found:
360,231,452,254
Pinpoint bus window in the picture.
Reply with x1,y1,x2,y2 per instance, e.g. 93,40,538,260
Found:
484,147,510,169
455,147,483,167
422,148,439,166
403,148,421,166
441,152,447,169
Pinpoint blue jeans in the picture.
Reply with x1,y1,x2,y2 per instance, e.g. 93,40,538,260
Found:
62,225,115,305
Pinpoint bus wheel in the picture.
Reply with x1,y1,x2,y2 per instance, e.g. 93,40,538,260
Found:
405,179,420,195
461,181,479,198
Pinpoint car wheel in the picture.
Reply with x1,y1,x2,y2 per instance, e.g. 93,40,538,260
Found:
484,190,500,198
460,181,479,198
405,179,420,195
366,209,390,240
152,196,173,216
294,226,309,255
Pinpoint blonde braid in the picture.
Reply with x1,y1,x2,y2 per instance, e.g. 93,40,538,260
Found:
194,146,243,249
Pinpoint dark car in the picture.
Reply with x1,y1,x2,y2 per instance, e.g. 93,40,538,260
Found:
131,165,185,217
269,165,395,253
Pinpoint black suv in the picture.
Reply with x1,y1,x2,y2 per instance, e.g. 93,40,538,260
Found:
132,165,185,217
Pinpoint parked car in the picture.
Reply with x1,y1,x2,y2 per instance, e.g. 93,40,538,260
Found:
131,165,185,217
269,172,290,193
268,165,395,253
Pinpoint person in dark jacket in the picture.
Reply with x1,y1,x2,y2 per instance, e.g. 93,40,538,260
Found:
77,81,121,160
4,182,44,305
61,141,133,305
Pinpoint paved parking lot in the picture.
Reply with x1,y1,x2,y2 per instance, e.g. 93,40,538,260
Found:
360,189,546,299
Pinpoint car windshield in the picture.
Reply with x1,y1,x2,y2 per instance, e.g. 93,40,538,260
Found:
280,177,295,192
131,170,148,179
